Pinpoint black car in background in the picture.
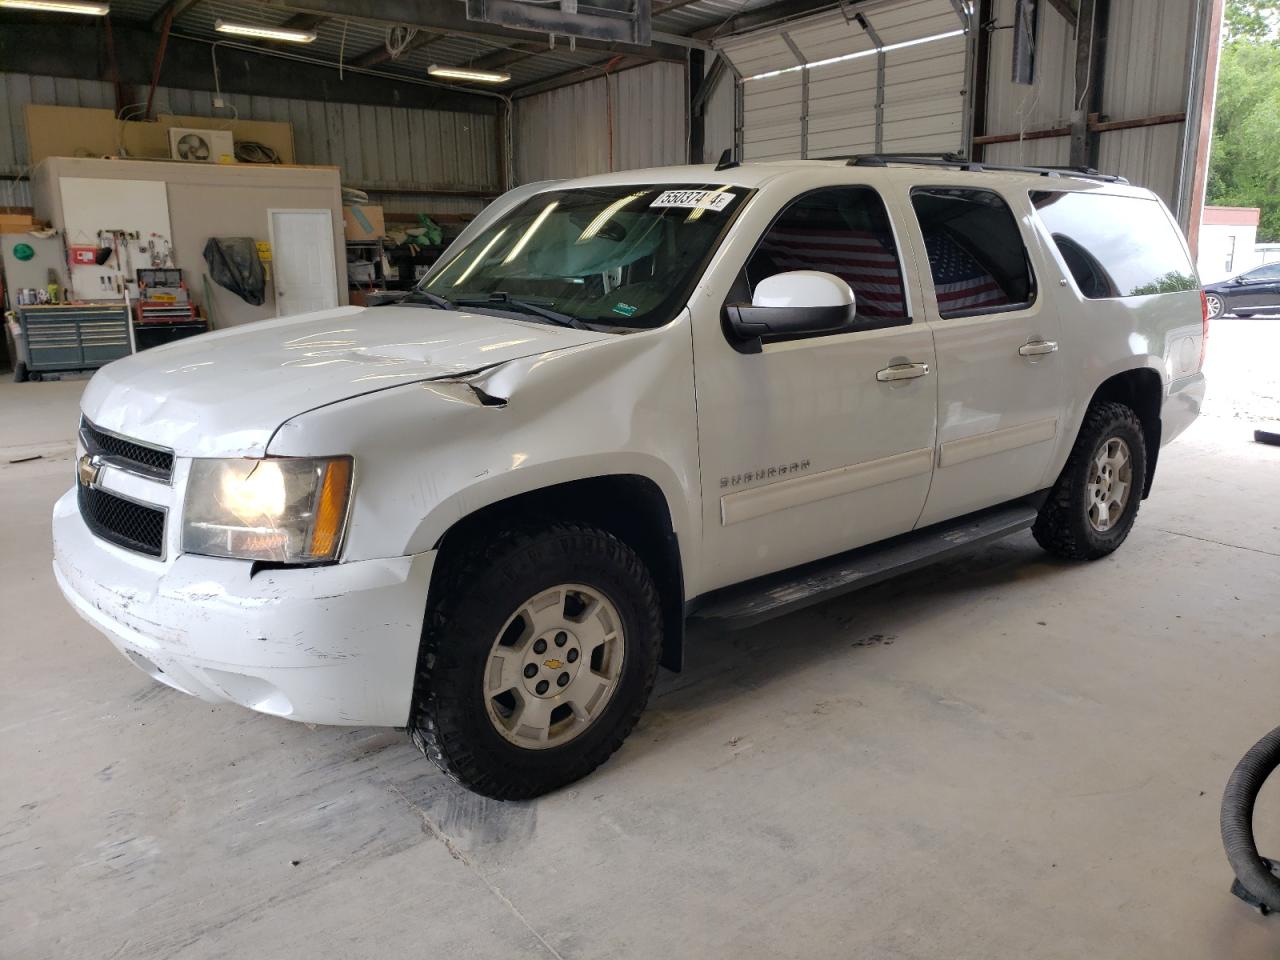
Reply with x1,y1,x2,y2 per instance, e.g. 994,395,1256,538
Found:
1203,262,1280,318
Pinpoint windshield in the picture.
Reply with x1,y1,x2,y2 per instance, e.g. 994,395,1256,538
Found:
419,184,749,330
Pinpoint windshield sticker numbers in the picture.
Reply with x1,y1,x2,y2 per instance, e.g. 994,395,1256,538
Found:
612,302,638,318
650,190,734,212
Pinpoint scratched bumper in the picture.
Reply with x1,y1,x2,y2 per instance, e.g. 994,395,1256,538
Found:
52,487,435,726
1161,372,1205,446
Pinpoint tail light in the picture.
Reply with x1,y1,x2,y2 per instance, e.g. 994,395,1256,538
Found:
1199,290,1210,370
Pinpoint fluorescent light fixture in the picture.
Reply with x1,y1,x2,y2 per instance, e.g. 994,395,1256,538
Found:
215,18,318,42
503,202,558,264
453,227,509,287
0,0,108,13
745,28,966,81
428,64,512,84
577,192,646,243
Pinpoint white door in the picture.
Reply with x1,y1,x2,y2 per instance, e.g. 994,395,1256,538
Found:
902,185,1067,527
268,209,339,317
693,185,939,592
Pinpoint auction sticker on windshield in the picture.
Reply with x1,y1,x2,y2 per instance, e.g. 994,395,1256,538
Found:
650,190,734,212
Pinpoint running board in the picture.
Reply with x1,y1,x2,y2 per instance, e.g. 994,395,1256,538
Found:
688,501,1040,629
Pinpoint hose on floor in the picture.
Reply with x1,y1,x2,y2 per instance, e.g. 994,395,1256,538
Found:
1221,725,1280,914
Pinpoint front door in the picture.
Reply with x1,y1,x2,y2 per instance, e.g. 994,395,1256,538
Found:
268,209,339,317
903,185,1066,527
693,186,938,593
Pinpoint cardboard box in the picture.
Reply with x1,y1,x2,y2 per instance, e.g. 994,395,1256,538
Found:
343,204,385,242
0,213,37,235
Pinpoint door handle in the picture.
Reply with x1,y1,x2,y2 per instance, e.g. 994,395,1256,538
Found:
1018,340,1059,357
876,362,930,382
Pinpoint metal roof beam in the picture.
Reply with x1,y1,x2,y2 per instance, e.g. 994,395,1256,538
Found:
148,0,204,31
1044,0,1079,27
694,0,842,40
345,29,442,67
272,0,689,61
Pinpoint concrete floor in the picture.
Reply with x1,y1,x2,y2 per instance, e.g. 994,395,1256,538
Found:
3,320,1279,959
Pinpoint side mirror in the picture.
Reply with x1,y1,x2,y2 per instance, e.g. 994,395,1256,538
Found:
723,271,857,350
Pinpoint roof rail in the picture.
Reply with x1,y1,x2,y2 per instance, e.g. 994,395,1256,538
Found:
842,153,1129,184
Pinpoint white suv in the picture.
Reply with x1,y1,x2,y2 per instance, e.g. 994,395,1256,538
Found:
53,157,1208,798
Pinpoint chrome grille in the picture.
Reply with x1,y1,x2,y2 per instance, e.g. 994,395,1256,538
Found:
79,418,174,481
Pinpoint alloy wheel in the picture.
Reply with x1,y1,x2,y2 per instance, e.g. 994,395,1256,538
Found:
483,584,625,749
1086,437,1133,533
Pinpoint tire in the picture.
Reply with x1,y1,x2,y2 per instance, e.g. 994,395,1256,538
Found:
1235,311,1256,318
12,361,28,383
408,522,663,800
1204,293,1226,319
1033,401,1147,561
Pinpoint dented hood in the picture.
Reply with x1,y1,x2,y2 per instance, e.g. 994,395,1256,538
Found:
80,304,608,457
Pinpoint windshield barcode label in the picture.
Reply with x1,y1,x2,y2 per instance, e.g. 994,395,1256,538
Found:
650,190,734,211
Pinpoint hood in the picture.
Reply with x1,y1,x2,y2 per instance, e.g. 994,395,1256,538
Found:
80,304,609,457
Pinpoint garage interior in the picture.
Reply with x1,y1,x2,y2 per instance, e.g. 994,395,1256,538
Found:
2,0,1279,957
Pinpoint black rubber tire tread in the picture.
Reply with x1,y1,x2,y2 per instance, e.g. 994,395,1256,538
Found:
1033,400,1147,561
408,521,662,800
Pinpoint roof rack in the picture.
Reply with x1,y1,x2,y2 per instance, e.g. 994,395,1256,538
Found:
842,153,1129,184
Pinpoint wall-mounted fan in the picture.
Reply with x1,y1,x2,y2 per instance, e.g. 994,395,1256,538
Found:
168,128,235,163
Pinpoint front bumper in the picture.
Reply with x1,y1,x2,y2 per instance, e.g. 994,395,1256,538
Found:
52,487,435,726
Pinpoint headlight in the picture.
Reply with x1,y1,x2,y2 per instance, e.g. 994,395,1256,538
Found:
182,457,353,563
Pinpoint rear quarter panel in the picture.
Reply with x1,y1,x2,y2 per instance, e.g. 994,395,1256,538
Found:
1021,185,1204,482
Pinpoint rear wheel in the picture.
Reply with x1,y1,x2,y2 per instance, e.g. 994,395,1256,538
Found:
1204,293,1226,319
1033,401,1147,561
408,522,662,800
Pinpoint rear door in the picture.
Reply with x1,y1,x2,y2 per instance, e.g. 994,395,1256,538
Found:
902,185,1067,527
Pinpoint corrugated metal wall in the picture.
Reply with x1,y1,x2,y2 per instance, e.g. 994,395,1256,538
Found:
513,62,687,182
718,0,969,161
0,71,499,213
982,0,1199,208
702,66,738,162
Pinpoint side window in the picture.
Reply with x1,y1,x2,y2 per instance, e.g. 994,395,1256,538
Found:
744,187,909,323
1030,191,1198,298
1246,263,1280,281
910,188,1035,319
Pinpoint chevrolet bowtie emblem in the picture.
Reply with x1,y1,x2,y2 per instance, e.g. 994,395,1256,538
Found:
543,658,563,670
78,454,103,489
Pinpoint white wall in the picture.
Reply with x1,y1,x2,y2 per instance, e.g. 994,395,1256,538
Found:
1198,222,1260,283
512,62,688,183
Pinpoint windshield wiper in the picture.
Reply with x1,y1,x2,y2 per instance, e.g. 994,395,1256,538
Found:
453,292,588,330
401,290,455,309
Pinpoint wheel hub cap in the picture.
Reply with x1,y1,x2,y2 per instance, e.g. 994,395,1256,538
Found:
1086,437,1133,533
484,584,624,750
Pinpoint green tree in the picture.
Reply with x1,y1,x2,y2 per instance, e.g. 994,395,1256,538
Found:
1207,0,1280,241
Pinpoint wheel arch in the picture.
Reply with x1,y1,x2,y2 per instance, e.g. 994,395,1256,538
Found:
430,474,687,672
1088,367,1163,497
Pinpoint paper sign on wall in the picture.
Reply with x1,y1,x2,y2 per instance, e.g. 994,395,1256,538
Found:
69,245,98,265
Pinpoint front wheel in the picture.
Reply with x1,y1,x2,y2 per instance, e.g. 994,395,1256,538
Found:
1033,401,1147,561
408,522,662,800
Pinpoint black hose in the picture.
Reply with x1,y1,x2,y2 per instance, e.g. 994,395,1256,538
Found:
1221,725,1280,913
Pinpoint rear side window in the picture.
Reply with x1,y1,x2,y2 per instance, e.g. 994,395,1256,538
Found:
1030,191,1198,298
746,186,909,323
910,188,1036,319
